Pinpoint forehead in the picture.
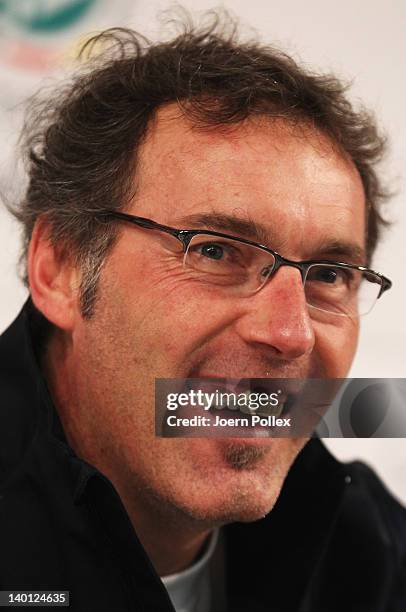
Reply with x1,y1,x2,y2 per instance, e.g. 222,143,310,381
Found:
134,105,366,260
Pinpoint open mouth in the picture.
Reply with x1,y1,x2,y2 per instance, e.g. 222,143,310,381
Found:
159,376,337,438
184,377,298,420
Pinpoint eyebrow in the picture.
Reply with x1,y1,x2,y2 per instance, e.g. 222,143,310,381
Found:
176,211,366,266
177,212,273,245
310,239,366,266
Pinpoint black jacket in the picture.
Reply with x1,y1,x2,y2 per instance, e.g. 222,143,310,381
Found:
0,300,405,611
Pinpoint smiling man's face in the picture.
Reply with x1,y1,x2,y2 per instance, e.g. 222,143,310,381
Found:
55,108,366,525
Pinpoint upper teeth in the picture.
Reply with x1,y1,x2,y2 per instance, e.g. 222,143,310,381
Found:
200,386,287,419
239,401,285,418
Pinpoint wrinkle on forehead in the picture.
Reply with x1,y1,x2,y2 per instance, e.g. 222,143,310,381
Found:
141,102,350,159
137,104,362,193
132,103,366,260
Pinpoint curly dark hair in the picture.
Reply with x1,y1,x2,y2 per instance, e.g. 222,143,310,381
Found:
10,15,389,318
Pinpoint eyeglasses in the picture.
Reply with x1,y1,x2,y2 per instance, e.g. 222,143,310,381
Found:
100,210,392,318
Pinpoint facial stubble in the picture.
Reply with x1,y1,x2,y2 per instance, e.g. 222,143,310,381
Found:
221,441,270,470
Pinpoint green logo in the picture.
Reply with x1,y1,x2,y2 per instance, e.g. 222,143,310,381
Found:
0,0,98,33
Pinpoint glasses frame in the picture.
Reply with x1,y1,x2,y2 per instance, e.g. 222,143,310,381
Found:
100,210,392,305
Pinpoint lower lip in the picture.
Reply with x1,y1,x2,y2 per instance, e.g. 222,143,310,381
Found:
213,408,290,435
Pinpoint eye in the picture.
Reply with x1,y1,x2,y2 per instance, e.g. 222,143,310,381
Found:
200,244,225,260
316,267,339,284
307,265,356,287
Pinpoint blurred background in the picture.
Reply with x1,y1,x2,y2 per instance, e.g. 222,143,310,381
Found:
0,1,405,502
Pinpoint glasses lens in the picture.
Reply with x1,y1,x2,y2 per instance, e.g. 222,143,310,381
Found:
305,264,382,317
184,235,276,294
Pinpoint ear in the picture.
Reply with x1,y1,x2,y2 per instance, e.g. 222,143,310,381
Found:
28,218,80,331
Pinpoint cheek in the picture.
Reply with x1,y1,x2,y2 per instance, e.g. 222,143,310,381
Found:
146,287,239,363
313,318,359,377
105,260,241,369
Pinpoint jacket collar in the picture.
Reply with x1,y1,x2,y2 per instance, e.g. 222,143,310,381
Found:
0,298,98,497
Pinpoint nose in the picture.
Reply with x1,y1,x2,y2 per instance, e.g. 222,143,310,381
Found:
235,266,315,360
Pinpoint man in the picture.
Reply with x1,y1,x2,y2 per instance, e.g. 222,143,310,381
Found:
0,19,405,611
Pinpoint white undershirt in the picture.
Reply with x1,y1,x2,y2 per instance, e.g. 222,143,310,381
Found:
161,529,219,612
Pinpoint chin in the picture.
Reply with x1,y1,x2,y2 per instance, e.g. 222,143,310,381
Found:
172,470,284,527
144,438,305,527
182,492,281,525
